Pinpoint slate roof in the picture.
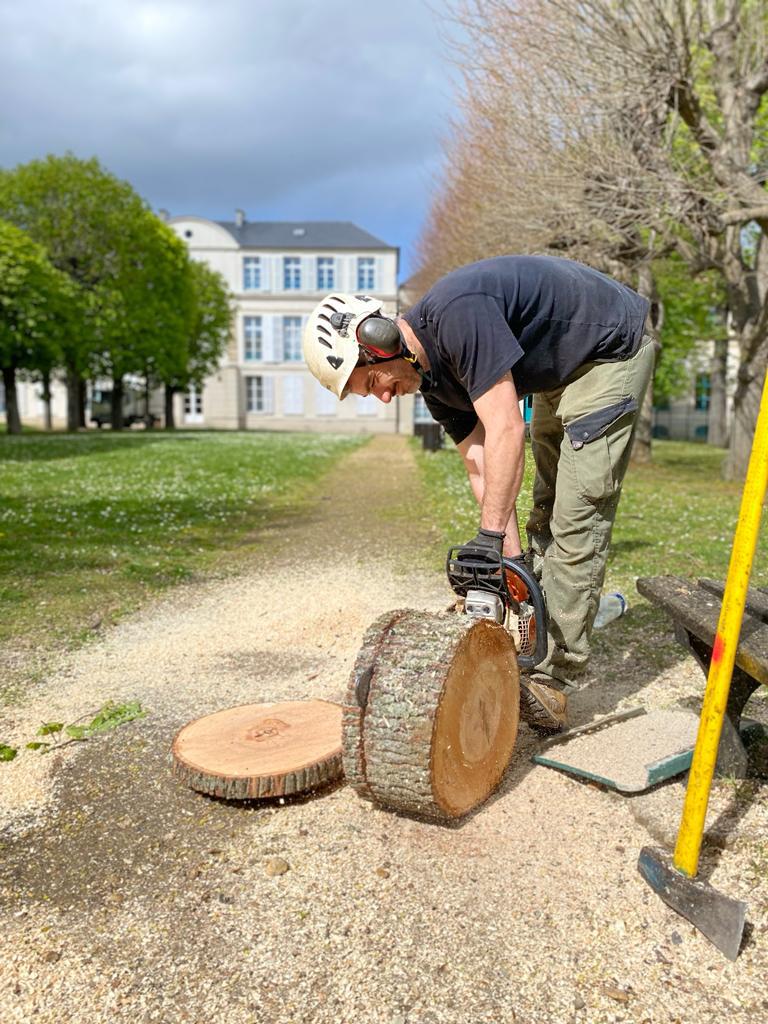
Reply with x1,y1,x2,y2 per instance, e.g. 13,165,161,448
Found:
217,220,394,251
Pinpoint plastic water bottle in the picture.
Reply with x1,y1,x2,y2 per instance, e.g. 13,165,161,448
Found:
593,592,627,629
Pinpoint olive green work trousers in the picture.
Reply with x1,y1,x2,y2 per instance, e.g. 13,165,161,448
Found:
526,334,657,689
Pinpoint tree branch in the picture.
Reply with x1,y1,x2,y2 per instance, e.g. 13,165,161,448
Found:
720,206,768,226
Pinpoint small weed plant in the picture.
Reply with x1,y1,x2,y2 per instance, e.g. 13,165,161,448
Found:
0,699,147,761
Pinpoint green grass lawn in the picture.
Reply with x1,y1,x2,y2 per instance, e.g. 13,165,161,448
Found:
415,439,768,595
0,431,365,668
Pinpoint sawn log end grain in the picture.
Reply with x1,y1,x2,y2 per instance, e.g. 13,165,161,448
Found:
171,699,343,800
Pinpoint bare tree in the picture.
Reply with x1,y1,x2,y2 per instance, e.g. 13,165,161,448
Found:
417,1,767,475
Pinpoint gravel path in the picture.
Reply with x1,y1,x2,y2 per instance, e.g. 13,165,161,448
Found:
1,435,766,1024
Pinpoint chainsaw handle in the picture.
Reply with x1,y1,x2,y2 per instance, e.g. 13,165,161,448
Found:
502,557,548,670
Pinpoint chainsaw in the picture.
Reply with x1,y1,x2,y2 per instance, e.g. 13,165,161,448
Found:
446,546,548,670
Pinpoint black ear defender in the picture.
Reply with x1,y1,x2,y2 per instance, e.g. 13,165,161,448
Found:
356,315,402,359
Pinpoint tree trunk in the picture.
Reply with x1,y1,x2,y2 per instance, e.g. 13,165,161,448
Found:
65,367,81,432
725,343,768,480
707,338,729,448
144,376,153,429
77,376,87,429
343,609,520,822
110,376,124,431
2,365,22,435
40,370,53,431
165,384,176,430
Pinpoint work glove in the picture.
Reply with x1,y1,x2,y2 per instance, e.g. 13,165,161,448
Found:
457,528,505,563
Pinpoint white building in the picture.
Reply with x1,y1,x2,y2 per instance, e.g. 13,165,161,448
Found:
0,214,424,434
168,213,416,433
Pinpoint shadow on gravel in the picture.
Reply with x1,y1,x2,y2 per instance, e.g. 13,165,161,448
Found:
0,720,336,912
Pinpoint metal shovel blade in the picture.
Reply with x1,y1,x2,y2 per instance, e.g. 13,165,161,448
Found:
638,846,747,960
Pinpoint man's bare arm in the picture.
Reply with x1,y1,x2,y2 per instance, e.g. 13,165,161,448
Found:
456,420,486,506
457,373,526,556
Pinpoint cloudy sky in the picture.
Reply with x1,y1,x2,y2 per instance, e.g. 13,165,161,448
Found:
0,0,465,279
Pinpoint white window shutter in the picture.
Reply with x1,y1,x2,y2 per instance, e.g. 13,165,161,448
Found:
283,376,304,415
343,256,354,292
303,256,314,289
376,256,386,292
263,376,275,414
261,316,275,362
270,316,283,363
356,395,378,417
314,381,337,416
263,256,275,292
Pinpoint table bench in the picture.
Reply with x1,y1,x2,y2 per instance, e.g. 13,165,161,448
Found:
635,575,768,776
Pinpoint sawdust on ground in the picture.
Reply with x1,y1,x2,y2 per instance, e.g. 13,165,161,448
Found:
1,434,767,1024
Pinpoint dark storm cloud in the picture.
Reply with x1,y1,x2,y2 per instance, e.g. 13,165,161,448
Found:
0,0,463,275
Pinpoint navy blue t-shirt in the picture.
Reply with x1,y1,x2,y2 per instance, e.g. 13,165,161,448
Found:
403,255,649,443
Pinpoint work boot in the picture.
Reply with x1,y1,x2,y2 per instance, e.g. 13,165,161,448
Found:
519,674,568,733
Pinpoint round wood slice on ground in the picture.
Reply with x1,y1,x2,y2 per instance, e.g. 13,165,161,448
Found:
172,699,343,800
343,610,520,822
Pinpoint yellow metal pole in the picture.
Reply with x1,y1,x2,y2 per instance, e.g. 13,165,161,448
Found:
673,367,768,877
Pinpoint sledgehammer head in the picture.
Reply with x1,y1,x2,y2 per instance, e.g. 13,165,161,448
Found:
637,846,747,960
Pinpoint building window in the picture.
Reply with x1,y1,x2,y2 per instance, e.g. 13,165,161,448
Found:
317,257,335,291
184,385,203,422
243,257,261,290
243,316,263,361
246,375,273,413
695,373,711,411
282,316,303,361
283,257,301,290
357,257,375,291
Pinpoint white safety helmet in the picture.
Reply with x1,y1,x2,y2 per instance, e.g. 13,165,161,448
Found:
302,293,386,398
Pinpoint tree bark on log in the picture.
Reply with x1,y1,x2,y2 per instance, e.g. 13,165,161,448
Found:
343,610,520,823
172,699,343,800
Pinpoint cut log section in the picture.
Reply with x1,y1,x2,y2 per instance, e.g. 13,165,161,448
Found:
343,610,520,822
172,699,343,800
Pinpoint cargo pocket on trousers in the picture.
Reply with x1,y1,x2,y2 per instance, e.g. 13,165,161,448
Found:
564,397,638,502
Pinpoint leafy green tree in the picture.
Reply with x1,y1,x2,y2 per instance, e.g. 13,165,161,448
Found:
0,220,76,434
653,258,728,404
0,154,169,429
90,213,196,429
158,260,233,429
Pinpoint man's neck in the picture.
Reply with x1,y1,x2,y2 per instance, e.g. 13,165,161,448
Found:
397,317,430,371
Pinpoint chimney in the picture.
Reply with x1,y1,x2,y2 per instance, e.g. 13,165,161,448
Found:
157,208,170,222
235,209,245,228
